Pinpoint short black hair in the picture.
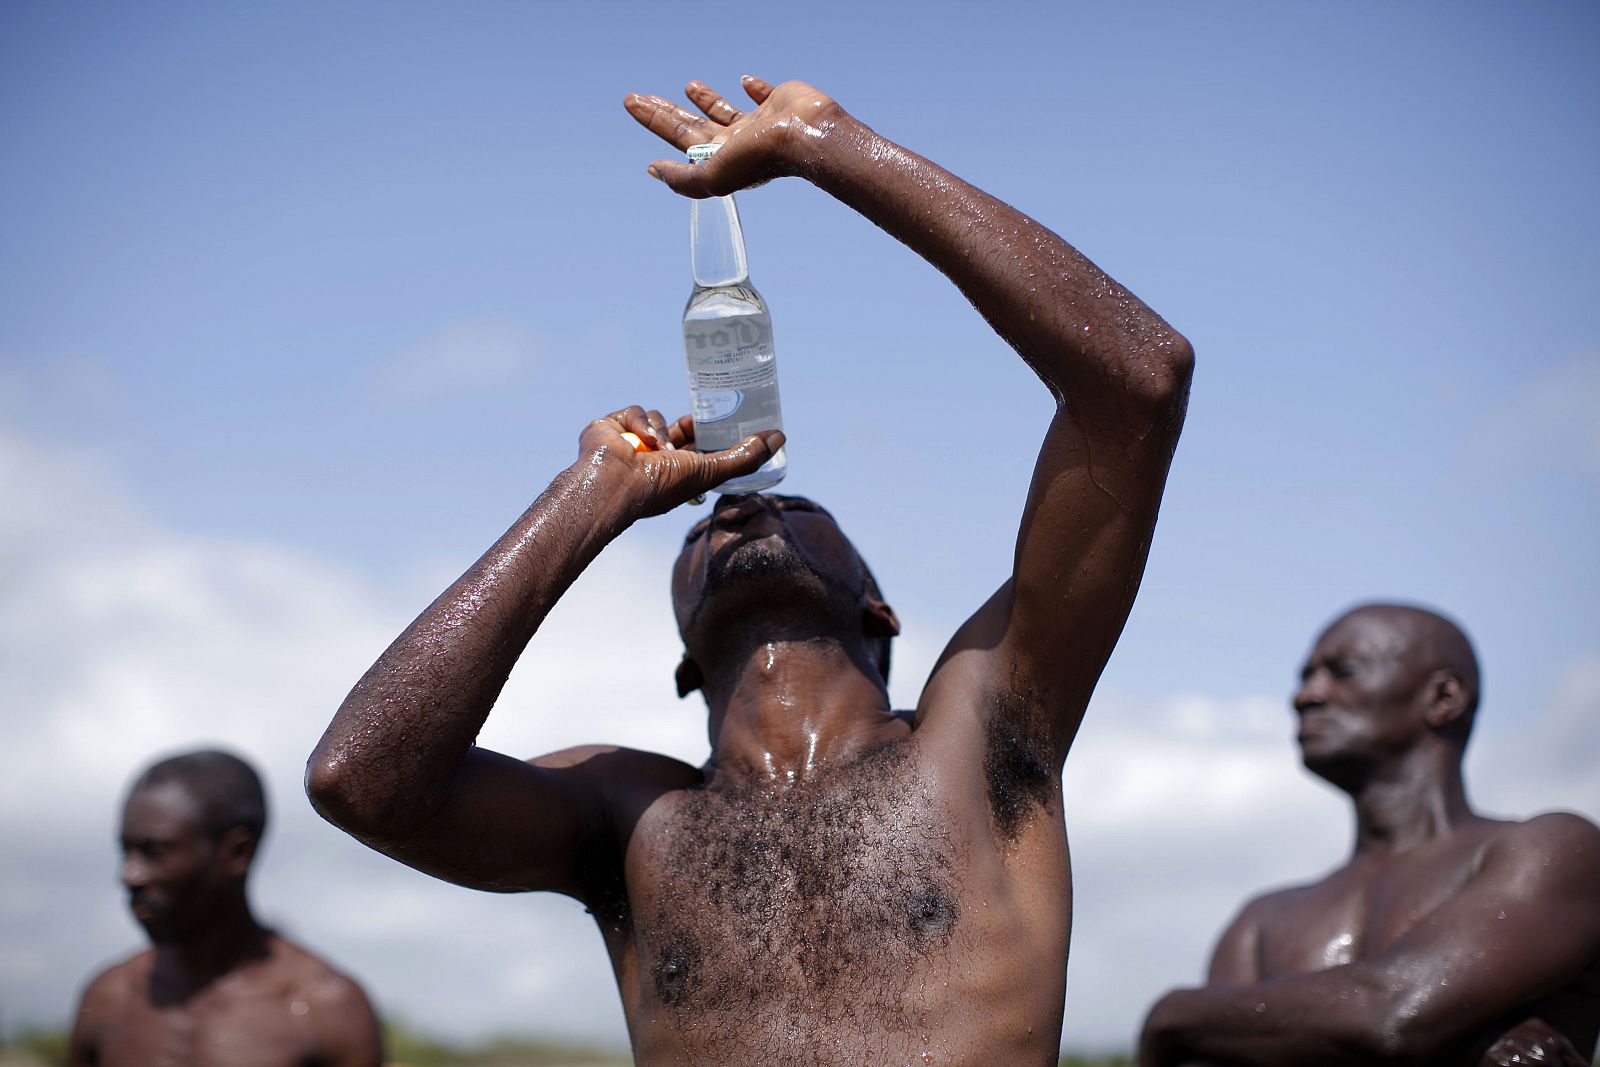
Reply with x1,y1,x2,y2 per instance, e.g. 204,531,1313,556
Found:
132,749,268,843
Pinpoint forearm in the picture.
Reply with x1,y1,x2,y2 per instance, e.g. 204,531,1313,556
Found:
798,110,1191,403
1145,972,1446,1067
307,456,634,838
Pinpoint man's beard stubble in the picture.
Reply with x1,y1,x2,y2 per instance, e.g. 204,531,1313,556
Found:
690,532,859,634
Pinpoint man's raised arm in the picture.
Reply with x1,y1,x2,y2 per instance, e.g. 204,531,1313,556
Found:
627,77,1193,754
306,409,781,892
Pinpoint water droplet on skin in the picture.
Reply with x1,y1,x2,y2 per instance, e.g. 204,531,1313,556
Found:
290,1000,309,1016
1253,1002,1267,1013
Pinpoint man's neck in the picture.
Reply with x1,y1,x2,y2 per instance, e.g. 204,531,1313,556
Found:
1348,746,1475,854
155,894,271,993
703,636,904,785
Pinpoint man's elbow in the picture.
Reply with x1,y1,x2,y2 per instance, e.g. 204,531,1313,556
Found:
304,747,388,841
1075,329,1193,426
1140,331,1195,413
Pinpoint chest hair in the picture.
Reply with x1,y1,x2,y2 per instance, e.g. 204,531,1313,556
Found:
634,740,964,1035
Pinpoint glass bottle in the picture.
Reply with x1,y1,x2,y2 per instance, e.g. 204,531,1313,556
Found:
681,142,786,493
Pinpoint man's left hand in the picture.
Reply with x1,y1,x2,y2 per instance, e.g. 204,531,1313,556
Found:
623,75,844,198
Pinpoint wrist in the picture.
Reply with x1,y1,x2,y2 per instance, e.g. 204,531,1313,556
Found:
558,450,649,538
790,104,871,184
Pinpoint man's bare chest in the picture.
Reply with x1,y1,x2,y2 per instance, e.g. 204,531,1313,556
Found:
99,984,321,1067
1260,848,1484,978
620,741,973,1019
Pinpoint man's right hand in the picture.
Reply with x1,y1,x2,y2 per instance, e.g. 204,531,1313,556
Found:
1473,1019,1589,1066
582,405,784,518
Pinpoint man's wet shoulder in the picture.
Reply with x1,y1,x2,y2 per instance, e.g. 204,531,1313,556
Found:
262,936,375,1011
1489,811,1600,875
81,948,154,1004
532,744,702,790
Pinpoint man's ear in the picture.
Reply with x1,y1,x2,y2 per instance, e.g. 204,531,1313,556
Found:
1422,669,1470,729
676,655,705,698
216,826,257,879
863,595,900,639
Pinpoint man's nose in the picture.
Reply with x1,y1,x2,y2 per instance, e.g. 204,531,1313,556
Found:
714,494,771,524
1293,672,1326,713
120,854,148,889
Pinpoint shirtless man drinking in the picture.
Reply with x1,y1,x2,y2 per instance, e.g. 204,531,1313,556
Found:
69,749,382,1067
1139,604,1600,1066
307,75,1193,1065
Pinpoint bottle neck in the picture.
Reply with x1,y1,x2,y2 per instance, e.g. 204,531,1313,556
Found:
690,193,750,289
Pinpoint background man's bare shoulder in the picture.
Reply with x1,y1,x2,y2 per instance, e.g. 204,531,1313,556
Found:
1485,810,1600,883
70,950,152,1064
269,935,365,990
268,936,383,1063
78,948,152,1007
1247,865,1351,917
1228,865,1365,946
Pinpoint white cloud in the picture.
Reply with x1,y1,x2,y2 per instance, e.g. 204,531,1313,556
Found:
370,319,544,405
1469,655,1600,817
1061,691,1349,1049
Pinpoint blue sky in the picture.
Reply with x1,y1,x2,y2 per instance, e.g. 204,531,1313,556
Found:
3,0,1596,1053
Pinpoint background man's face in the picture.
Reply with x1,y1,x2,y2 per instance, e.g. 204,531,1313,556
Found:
119,782,224,944
1292,611,1430,783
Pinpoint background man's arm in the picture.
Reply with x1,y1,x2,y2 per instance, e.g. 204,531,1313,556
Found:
1151,902,1267,1067
66,971,112,1067
306,408,781,893
1139,814,1600,1067
627,77,1193,757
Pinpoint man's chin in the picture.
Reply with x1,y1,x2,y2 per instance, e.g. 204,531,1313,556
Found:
1299,747,1365,789
705,536,814,591
129,907,175,942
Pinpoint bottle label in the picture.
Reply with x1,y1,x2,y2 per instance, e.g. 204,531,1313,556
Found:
683,308,780,452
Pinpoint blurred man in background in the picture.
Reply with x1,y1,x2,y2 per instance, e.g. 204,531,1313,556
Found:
1140,603,1600,1066
69,749,381,1067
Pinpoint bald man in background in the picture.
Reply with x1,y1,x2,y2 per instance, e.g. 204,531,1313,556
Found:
1140,603,1600,1066
69,749,381,1067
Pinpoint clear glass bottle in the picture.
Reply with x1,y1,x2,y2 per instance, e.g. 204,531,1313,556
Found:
681,143,786,494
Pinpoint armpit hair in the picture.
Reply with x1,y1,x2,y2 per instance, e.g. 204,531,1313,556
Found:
984,683,1057,841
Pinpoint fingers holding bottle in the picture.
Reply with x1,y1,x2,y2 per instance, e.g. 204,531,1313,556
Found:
633,427,787,516
579,408,784,517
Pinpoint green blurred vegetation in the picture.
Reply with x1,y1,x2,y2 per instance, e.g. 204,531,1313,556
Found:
383,1018,631,1064
5,1028,68,1066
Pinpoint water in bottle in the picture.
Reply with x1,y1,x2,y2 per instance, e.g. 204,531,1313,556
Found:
682,142,786,494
